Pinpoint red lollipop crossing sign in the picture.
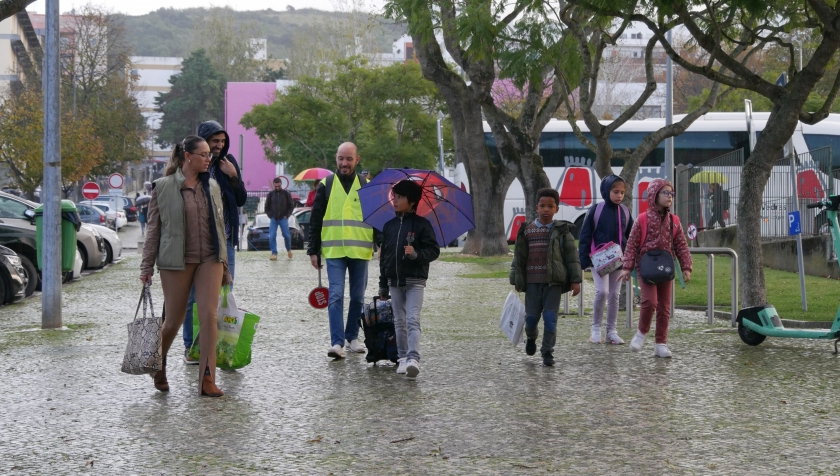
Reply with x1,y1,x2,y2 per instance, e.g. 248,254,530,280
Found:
82,182,100,200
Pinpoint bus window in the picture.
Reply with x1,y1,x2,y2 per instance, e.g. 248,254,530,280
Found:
803,134,840,169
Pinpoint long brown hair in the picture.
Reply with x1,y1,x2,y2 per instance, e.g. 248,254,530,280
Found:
165,135,206,176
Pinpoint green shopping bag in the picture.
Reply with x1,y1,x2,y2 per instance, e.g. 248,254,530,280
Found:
188,285,260,370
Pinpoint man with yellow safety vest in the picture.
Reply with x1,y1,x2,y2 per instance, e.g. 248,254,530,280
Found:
307,142,375,359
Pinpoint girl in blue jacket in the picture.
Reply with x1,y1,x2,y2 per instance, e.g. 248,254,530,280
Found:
578,175,634,345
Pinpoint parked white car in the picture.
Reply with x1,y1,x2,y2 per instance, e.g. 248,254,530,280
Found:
78,200,127,230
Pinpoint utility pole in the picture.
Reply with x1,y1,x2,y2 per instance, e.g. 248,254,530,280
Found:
42,0,62,328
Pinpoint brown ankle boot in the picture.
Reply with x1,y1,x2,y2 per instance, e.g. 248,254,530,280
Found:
152,355,168,392
153,370,169,391
200,366,223,397
152,362,168,392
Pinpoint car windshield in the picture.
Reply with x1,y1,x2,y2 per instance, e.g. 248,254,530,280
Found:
95,196,130,207
0,196,32,218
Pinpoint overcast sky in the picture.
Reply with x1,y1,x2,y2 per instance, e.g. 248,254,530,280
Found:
28,0,386,16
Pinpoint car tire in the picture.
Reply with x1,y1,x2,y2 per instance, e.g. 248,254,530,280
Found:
0,272,8,304
104,241,113,265
77,244,88,271
18,254,38,297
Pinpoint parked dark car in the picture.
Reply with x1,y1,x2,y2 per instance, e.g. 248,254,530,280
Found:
0,244,28,304
0,191,107,293
0,191,40,296
76,203,109,227
246,214,304,251
92,195,137,222
290,207,312,245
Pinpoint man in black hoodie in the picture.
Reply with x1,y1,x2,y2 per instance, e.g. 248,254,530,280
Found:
182,120,248,361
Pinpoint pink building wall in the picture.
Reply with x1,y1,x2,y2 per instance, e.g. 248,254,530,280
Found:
224,82,278,192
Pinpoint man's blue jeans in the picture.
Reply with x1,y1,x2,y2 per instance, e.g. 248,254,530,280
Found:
326,257,368,347
268,217,291,254
183,238,236,349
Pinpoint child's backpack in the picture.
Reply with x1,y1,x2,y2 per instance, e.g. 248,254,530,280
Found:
360,296,399,364
591,200,630,234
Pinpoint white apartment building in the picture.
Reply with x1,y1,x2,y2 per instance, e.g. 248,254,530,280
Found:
0,11,43,96
130,56,183,164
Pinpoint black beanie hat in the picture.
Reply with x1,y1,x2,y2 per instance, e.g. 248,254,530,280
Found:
392,179,422,205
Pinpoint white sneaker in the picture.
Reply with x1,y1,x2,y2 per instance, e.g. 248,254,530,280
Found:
395,358,407,374
405,359,420,378
629,331,646,352
327,344,345,359
606,330,625,345
654,343,672,358
347,339,367,353
589,326,602,344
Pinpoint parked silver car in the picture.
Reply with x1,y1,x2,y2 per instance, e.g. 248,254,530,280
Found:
77,224,107,270
84,223,122,265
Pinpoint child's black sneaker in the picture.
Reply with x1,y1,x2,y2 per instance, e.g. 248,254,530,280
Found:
525,338,536,356
542,351,555,366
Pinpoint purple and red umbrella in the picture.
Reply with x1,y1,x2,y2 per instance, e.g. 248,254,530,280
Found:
294,167,333,181
358,168,475,246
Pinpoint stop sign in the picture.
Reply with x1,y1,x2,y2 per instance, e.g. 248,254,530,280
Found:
82,182,100,200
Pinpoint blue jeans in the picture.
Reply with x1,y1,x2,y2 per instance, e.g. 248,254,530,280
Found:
268,217,291,254
390,280,425,362
326,257,368,347
183,239,235,349
524,283,562,354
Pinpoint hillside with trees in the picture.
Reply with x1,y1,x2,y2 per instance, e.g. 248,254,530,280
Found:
119,7,406,59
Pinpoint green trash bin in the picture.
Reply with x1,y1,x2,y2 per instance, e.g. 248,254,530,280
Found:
35,200,80,272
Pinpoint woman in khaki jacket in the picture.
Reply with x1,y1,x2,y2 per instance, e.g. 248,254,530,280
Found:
140,135,229,397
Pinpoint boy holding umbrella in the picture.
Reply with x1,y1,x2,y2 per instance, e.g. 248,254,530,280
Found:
378,180,440,378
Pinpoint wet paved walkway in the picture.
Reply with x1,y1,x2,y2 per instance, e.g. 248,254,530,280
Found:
1,237,839,474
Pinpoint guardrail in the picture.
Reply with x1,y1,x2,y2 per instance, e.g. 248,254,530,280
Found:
690,247,739,325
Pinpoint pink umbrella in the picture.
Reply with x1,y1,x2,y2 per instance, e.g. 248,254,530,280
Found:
294,168,333,181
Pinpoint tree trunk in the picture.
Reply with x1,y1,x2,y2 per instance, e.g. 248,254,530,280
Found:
737,105,801,307
458,102,511,255
406,2,512,256
518,151,552,222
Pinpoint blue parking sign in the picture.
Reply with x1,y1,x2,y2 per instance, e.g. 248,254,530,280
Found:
788,210,801,235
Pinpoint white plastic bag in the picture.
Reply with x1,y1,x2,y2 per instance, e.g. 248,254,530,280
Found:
499,291,526,345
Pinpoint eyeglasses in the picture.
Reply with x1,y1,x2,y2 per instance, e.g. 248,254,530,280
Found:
660,191,676,198
189,151,211,159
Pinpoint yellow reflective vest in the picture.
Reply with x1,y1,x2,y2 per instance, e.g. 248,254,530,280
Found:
321,174,374,260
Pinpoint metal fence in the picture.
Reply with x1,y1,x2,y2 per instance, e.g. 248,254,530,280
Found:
675,148,743,233
675,146,837,238
243,189,308,221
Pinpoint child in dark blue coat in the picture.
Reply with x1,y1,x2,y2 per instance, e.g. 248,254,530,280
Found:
578,175,634,345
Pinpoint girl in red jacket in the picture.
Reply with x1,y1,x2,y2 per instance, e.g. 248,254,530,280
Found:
618,178,692,358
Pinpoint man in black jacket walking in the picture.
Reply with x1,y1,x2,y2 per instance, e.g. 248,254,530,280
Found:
265,177,295,260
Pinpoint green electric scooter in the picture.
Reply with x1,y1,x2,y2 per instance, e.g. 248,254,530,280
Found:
736,194,840,352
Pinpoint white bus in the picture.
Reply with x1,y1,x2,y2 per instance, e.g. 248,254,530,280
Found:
455,112,840,241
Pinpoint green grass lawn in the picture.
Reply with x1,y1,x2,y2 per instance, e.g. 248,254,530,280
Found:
677,254,839,322
440,250,839,322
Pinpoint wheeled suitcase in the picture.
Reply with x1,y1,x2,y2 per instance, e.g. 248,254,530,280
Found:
360,296,398,364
